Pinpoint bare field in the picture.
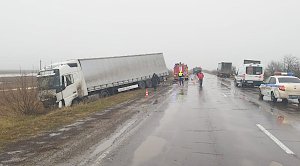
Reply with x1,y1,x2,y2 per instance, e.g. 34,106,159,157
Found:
0,76,37,90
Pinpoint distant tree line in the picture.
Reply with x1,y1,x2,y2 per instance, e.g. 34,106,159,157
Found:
265,55,300,78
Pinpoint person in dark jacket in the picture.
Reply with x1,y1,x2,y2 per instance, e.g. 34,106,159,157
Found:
151,73,160,91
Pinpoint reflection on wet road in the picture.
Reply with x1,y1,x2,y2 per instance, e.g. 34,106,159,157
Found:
102,74,300,166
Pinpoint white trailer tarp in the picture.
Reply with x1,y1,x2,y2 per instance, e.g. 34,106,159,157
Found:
79,53,168,92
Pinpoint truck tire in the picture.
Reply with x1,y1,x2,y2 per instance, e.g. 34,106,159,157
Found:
234,80,238,87
271,92,277,103
72,98,80,106
138,81,146,89
146,79,153,88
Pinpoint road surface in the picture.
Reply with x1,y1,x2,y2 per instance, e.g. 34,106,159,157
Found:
2,74,300,166
100,74,300,166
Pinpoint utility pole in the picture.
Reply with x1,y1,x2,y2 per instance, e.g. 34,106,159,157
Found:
40,60,42,70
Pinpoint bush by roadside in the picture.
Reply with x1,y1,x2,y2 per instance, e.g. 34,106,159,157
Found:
0,75,43,115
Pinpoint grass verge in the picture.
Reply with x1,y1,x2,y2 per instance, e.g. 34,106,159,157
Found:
0,89,144,151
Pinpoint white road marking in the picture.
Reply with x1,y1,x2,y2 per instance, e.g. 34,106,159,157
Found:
223,93,227,97
256,124,295,155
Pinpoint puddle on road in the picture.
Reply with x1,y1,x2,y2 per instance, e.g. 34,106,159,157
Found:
58,127,71,132
269,161,283,166
49,133,61,137
131,136,166,166
6,151,23,155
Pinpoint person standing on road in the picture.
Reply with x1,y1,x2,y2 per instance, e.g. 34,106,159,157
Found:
197,70,204,87
178,71,184,86
151,73,160,91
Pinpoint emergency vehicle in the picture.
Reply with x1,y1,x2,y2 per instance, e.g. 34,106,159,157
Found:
173,63,189,81
259,72,300,103
234,63,264,87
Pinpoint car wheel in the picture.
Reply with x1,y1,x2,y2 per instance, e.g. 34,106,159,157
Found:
241,83,245,88
234,80,238,87
271,92,277,103
282,98,288,104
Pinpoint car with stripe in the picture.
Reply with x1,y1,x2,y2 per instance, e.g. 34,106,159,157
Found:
259,75,300,103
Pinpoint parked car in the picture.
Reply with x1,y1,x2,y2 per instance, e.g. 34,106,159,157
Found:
259,73,300,103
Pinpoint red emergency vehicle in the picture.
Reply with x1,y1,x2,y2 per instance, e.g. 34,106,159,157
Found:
173,62,189,81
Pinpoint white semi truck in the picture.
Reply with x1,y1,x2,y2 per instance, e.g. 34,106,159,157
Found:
37,53,169,108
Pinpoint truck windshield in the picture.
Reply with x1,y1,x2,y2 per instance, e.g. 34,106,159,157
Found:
37,75,60,90
246,67,262,75
278,77,300,83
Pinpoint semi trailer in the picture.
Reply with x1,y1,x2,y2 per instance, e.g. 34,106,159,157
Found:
37,53,169,107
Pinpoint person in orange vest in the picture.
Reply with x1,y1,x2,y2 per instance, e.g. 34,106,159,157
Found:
178,71,184,86
196,70,204,87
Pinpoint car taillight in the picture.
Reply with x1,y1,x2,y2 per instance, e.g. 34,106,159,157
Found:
279,85,285,91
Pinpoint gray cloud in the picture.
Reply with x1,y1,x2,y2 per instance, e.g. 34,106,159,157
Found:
0,0,300,70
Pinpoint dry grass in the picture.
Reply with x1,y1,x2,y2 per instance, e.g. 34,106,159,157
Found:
0,89,144,151
0,76,42,115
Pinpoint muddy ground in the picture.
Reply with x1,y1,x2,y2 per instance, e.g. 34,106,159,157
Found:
0,84,172,166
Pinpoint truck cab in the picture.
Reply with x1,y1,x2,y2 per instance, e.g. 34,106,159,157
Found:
37,60,87,108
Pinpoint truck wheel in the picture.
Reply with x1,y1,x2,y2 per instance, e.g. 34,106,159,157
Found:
271,92,277,103
99,90,109,98
72,99,80,106
146,80,153,88
138,81,146,89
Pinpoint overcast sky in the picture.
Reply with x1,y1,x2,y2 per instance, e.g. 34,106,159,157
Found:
0,0,300,70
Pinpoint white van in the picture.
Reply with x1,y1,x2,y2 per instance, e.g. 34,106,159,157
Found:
234,63,264,87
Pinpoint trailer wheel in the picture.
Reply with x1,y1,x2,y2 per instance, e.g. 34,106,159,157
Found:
99,90,109,98
138,81,146,89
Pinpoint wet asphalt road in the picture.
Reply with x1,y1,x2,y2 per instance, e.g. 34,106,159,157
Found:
100,74,300,166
